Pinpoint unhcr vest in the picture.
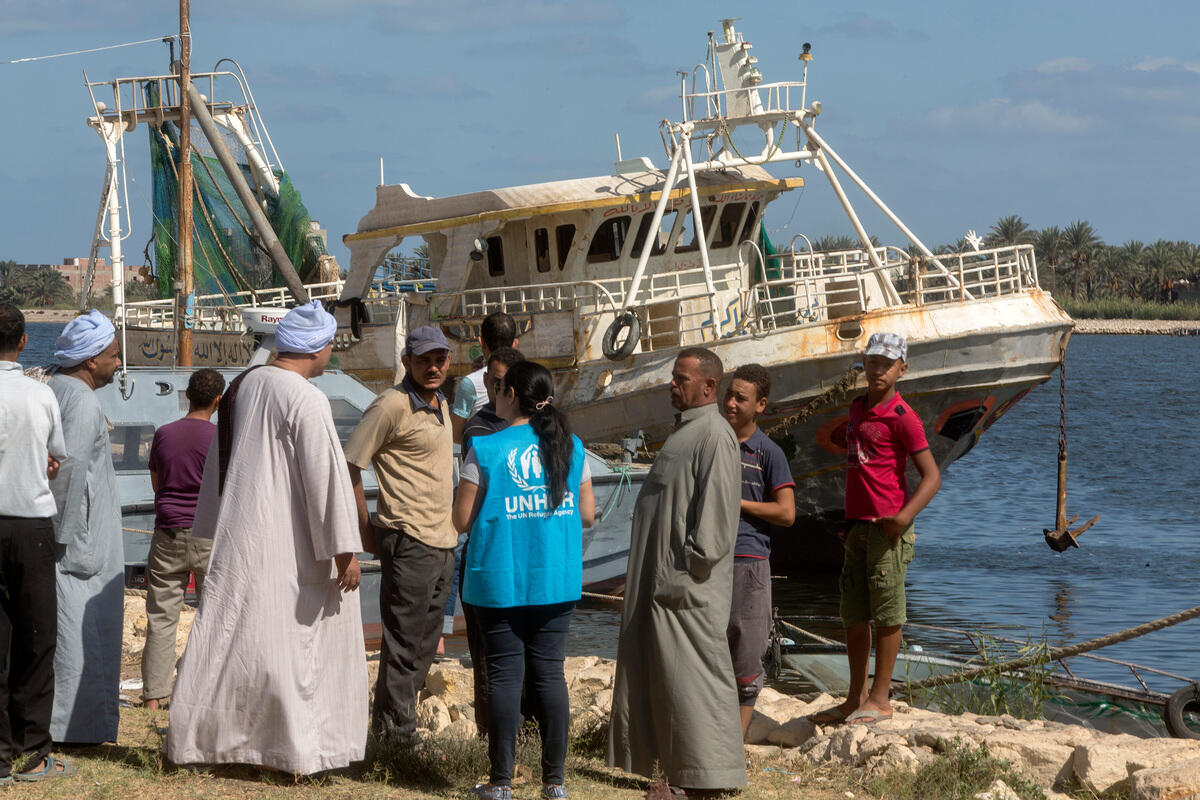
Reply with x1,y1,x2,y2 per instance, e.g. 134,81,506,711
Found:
463,425,585,608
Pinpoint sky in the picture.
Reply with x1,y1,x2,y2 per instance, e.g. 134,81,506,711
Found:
2,0,1200,271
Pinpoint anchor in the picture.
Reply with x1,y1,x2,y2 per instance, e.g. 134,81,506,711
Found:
1044,346,1099,552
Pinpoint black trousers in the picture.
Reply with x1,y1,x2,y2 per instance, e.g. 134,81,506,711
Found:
0,517,57,778
472,601,574,787
371,528,455,739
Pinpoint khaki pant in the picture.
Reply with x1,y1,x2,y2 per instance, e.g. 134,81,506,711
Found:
141,528,212,701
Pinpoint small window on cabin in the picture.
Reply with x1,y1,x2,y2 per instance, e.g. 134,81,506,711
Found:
632,210,679,257
675,206,715,253
535,228,551,273
712,202,747,249
110,424,155,472
486,236,505,276
555,224,574,270
740,201,761,243
587,216,631,263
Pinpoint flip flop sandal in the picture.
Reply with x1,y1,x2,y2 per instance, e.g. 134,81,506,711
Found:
844,709,893,725
15,755,77,782
808,706,850,725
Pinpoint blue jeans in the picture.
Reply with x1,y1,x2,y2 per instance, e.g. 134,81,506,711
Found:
470,601,575,786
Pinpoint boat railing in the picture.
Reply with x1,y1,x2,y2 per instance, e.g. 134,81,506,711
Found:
749,244,1039,331
120,276,418,331
684,80,808,125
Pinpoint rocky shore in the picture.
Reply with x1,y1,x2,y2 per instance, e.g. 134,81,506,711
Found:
20,307,80,322
1073,318,1200,335
120,593,1200,800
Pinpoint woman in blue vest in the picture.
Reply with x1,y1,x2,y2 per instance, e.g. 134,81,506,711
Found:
452,360,594,800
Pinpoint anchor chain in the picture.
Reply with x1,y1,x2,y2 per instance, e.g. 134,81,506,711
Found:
763,364,863,438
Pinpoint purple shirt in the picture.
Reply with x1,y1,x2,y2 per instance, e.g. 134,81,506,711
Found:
148,417,216,529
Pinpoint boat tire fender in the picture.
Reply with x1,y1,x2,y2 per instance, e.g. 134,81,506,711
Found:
1164,683,1200,739
324,298,371,341
602,311,640,361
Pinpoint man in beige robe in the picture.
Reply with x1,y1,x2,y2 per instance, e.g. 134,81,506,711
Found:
166,301,367,775
608,347,746,793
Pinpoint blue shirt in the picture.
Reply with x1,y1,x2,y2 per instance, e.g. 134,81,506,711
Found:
461,425,585,608
735,428,794,559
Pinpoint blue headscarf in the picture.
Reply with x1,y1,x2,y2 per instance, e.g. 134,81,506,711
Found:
275,300,337,354
54,310,116,367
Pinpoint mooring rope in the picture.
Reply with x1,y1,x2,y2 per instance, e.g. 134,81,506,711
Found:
901,604,1200,692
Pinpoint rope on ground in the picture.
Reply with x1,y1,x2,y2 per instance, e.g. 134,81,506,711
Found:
582,590,624,604
901,604,1200,692
123,527,155,536
776,617,839,646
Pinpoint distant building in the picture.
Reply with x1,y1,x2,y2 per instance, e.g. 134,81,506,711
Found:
16,258,149,299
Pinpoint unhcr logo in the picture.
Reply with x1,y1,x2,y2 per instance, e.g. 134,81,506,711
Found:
507,444,543,491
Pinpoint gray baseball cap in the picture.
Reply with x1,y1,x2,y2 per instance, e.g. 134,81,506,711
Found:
405,325,451,355
864,332,907,362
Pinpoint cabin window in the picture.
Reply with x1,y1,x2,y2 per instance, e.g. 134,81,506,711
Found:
535,228,551,273
110,424,155,472
675,205,716,253
632,210,677,257
486,236,505,276
587,216,631,263
740,201,761,243
555,224,574,270
328,398,364,447
712,202,747,249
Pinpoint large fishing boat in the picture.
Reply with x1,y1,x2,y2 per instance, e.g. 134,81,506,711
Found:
337,19,1075,567
85,19,1073,571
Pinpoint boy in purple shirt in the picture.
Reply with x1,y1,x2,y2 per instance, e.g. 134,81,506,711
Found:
721,364,795,736
141,369,225,710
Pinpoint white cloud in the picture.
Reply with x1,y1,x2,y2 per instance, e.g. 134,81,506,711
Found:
1035,57,1093,74
927,98,1092,135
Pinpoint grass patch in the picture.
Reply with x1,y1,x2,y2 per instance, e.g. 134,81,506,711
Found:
1060,297,1200,320
903,631,1060,721
865,738,1046,800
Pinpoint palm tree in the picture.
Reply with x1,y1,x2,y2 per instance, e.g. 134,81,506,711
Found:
814,235,857,252
1033,227,1061,293
1060,220,1102,300
19,266,74,307
986,215,1034,247
1142,240,1177,302
1116,241,1145,297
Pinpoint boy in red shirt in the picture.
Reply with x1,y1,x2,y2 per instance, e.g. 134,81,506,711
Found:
812,332,940,726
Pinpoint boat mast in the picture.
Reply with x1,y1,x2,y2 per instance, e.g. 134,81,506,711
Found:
176,0,194,367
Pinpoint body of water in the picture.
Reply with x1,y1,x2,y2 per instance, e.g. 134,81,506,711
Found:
22,322,1199,689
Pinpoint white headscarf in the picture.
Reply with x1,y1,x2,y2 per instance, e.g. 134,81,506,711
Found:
54,310,116,367
275,300,337,354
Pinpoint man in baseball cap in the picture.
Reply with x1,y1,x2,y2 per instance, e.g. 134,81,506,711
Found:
344,324,456,741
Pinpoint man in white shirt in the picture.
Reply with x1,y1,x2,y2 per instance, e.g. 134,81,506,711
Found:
0,304,70,783
450,311,518,444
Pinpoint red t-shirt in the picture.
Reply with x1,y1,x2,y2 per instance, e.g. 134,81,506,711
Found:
844,392,929,520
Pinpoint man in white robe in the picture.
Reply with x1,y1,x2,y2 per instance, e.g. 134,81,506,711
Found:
47,310,125,746
166,301,368,775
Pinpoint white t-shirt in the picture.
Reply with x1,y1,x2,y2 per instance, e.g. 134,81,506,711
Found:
0,361,68,518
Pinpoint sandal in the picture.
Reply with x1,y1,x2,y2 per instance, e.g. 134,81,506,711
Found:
16,755,77,782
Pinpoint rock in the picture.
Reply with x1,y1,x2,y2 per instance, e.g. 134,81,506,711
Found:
570,665,614,693
563,655,599,675
744,710,781,745
974,778,1021,800
801,735,833,764
744,744,784,762
593,688,613,713
857,734,909,764
416,696,451,733
1073,737,1200,795
1130,756,1200,800
829,724,871,762
767,716,816,748
863,743,920,778
438,716,479,741
983,733,1075,788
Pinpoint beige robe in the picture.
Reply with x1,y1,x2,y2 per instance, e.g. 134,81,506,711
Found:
608,402,746,789
166,367,367,774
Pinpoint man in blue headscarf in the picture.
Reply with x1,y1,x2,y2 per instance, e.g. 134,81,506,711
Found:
167,301,369,775
46,310,125,750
